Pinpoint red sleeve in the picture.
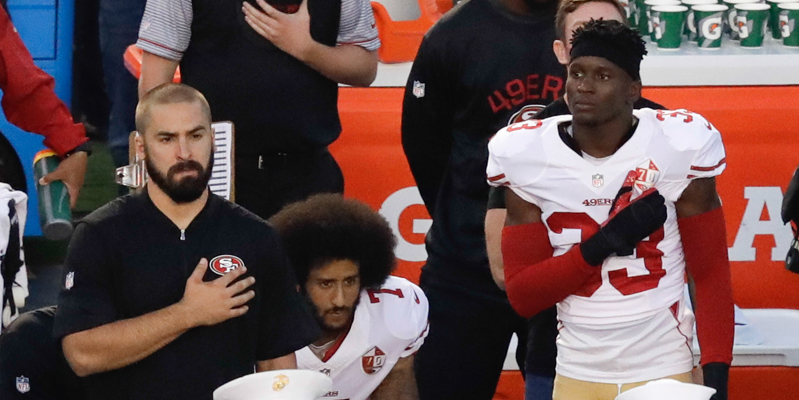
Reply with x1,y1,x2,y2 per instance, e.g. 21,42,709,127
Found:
0,9,86,157
503,222,600,318
678,206,734,366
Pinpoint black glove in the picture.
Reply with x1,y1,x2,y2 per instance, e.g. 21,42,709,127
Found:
580,189,668,266
703,362,729,400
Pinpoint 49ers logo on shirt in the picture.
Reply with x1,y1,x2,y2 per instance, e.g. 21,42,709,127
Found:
362,346,386,374
209,255,245,276
507,104,546,124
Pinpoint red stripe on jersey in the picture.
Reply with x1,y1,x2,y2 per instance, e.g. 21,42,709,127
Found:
690,158,726,172
487,173,506,182
322,330,350,362
669,301,694,355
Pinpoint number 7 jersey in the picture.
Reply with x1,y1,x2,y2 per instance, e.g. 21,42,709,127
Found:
486,108,726,325
296,276,429,400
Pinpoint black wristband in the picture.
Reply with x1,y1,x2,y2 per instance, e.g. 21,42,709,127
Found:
703,362,730,400
65,141,92,158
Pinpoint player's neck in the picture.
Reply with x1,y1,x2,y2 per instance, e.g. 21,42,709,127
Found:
573,114,636,159
316,320,353,347
146,184,209,230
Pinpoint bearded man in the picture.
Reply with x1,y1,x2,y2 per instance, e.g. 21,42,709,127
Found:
53,83,320,400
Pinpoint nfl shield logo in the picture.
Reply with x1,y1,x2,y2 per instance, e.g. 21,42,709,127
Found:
16,376,30,393
412,81,425,98
592,174,604,188
65,271,74,290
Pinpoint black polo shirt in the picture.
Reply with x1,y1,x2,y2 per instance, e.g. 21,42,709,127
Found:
53,190,320,400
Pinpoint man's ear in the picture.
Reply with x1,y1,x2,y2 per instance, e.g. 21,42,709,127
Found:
553,40,569,65
628,80,642,105
134,132,146,161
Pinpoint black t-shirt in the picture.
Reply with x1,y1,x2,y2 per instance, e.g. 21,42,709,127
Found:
53,191,320,400
402,0,565,291
0,307,85,400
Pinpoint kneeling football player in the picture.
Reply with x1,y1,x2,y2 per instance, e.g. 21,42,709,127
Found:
270,194,429,400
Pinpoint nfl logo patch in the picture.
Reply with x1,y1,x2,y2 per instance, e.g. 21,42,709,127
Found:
65,271,74,290
362,346,386,374
412,81,425,98
592,174,604,188
16,376,30,393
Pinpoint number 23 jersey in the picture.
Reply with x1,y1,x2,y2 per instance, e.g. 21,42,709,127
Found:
296,276,429,400
487,108,726,325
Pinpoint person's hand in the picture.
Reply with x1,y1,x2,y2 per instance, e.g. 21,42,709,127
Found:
38,151,87,209
242,0,315,61
703,362,729,400
179,258,256,327
580,189,667,266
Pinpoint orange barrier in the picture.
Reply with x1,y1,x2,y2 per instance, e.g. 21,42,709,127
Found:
123,44,181,82
371,0,443,63
333,85,799,400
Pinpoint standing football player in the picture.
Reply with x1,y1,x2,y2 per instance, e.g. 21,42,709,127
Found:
487,20,733,400
270,194,429,400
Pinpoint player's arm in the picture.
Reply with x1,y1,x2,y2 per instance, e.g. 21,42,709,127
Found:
139,51,180,99
241,0,377,87
370,355,418,400
675,177,733,400
256,353,297,372
401,38,454,214
62,259,255,377
503,188,667,318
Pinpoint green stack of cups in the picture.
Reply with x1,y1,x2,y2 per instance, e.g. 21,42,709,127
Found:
644,0,682,38
33,150,73,241
652,4,690,48
767,0,797,39
621,0,638,27
723,0,761,39
780,2,799,46
683,0,719,40
735,3,771,47
694,3,730,48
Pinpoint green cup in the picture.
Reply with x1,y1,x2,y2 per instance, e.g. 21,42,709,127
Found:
621,0,638,27
767,0,797,39
33,150,73,241
780,3,799,46
683,0,719,40
723,0,760,39
736,3,771,46
645,0,682,38
694,4,730,48
652,5,689,48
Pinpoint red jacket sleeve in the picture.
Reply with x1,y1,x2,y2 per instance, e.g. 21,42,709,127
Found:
503,222,600,318
678,206,734,366
0,8,86,157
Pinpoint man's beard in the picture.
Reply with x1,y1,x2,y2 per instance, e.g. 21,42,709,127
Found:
145,151,214,204
306,293,360,335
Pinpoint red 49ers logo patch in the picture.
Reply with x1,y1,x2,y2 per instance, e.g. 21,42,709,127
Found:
209,255,245,276
362,346,386,375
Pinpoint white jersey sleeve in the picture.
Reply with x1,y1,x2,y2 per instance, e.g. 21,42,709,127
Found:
639,109,727,203
375,277,429,357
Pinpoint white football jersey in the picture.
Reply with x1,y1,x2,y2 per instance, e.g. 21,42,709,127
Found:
487,108,726,326
296,276,429,400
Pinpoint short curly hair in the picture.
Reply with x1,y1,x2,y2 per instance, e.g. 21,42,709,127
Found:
269,194,397,289
570,19,647,80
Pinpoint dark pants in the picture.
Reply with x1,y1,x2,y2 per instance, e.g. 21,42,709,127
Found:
234,149,344,220
525,306,558,400
99,0,145,168
415,270,529,400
